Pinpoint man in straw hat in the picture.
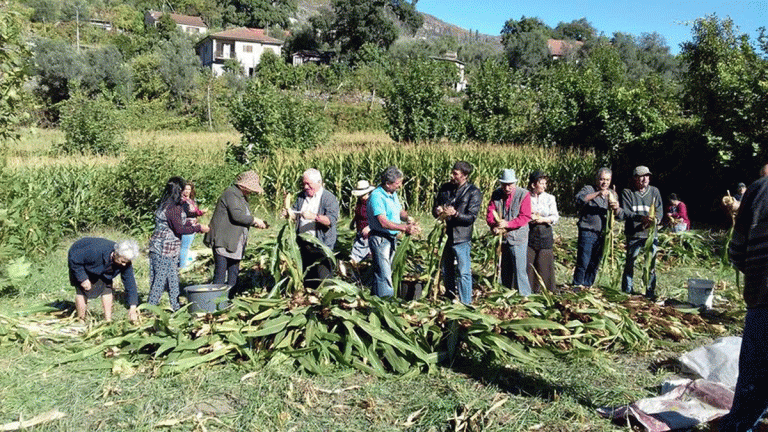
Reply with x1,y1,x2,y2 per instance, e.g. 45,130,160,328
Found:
433,161,483,304
486,168,532,296
617,165,662,299
349,179,376,265
285,168,339,288
206,170,268,290
367,166,419,298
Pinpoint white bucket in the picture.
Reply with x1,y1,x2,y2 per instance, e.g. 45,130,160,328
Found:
687,278,715,308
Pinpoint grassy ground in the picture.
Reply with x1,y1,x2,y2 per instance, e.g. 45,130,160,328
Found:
0,214,741,431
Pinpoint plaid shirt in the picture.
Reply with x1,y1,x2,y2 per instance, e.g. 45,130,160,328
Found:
149,204,200,257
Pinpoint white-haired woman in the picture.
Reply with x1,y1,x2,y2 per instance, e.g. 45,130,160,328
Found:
68,237,140,322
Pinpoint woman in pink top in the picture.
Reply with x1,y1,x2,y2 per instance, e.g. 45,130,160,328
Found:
180,182,206,269
665,193,690,232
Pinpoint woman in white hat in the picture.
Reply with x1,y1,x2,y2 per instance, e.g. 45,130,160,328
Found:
349,180,376,265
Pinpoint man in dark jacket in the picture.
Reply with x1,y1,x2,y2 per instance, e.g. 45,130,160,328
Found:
288,168,339,288
434,161,483,304
719,175,768,432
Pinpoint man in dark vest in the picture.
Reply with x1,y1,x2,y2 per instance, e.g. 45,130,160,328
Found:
486,169,532,296
433,161,483,305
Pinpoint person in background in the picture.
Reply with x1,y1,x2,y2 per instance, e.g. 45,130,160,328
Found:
179,181,206,270
526,170,559,293
349,180,376,266
206,171,268,290
68,238,140,322
617,165,663,299
286,168,339,288
572,168,619,289
148,177,209,311
719,175,768,431
486,169,532,296
734,182,747,202
665,193,690,232
433,161,483,305
367,166,419,298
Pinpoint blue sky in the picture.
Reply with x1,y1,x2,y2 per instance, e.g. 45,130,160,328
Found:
416,0,767,54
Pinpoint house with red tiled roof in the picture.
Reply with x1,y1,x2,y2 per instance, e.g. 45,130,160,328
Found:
547,39,584,60
145,11,208,35
195,27,284,77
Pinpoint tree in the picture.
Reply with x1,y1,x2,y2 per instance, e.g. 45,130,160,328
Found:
505,31,550,73
553,18,596,42
228,81,328,160
157,33,202,109
389,0,423,35
0,10,31,141
501,16,552,73
332,0,399,54
219,0,297,29
384,59,458,142
681,15,768,171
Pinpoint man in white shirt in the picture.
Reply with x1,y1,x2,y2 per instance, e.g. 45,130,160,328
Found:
288,168,339,288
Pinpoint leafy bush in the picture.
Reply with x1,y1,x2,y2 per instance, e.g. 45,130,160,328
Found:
384,59,460,142
228,80,328,161
58,91,125,155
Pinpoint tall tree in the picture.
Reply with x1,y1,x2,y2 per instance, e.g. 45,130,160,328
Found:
0,10,31,141
332,0,399,54
681,15,768,170
219,0,297,29
553,17,596,42
501,16,552,73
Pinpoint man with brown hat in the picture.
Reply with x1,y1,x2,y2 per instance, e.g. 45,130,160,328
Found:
206,171,268,289
617,165,663,298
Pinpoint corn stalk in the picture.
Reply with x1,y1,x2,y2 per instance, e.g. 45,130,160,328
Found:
641,198,658,291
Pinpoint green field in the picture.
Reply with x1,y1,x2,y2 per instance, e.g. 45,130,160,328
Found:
0,130,744,431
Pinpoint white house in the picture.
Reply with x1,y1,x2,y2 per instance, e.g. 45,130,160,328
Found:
145,11,208,35
195,27,284,77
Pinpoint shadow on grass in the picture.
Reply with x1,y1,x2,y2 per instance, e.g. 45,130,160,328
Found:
448,353,567,402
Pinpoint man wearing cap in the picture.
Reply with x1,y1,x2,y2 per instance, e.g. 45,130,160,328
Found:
486,169,532,296
433,161,483,305
617,165,663,298
286,168,339,288
719,175,768,431
349,179,376,265
206,171,268,289
367,166,419,298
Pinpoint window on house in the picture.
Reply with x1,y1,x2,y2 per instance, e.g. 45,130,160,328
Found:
243,45,253,53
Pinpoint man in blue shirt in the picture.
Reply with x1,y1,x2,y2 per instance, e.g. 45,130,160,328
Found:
68,237,140,322
367,166,419,297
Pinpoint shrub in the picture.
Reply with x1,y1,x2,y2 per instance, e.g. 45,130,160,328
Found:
58,91,125,155
228,80,328,162
383,59,459,142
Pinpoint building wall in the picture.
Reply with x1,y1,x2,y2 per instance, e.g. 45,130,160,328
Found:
198,38,282,77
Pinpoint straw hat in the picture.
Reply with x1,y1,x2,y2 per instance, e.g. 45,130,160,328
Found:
235,170,264,194
498,169,518,184
351,180,375,197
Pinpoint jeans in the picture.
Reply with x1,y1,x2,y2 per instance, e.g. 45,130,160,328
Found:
179,234,195,269
573,229,603,287
369,233,396,298
719,308,768,432
500,241,531,296
442,241,473,304
622,237,658,296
